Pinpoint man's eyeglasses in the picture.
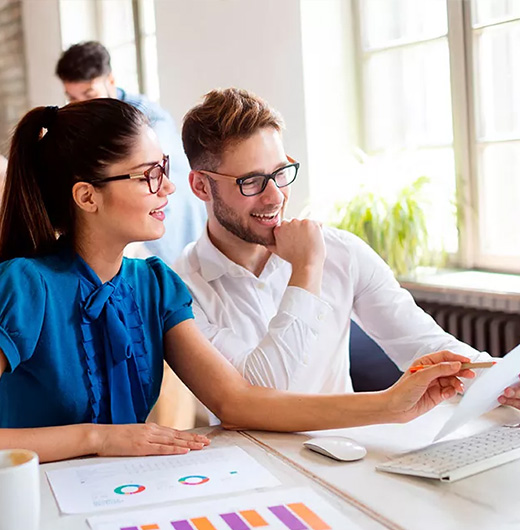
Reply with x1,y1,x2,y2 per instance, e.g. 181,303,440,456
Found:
90,155,170,194
198,156,299,197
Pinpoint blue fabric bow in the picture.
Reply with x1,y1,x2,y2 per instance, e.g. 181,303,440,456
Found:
81,276,148,424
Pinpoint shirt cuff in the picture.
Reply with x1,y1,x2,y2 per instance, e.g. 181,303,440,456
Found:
0,325,20,373
279,286,332,331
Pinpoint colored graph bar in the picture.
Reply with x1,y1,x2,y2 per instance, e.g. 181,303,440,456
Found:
141,526,160,530
191,517,218,530
269,505,307,530
171,520,194,530
220,512,249,530
287,503,331,530
120,527,139,530
239,510,268,527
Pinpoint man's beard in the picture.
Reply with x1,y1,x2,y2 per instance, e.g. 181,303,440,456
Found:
210,180,280,246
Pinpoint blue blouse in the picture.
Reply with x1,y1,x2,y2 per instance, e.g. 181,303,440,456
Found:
0,251,193,428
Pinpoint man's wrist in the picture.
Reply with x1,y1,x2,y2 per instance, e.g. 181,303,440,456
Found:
288,263,324,295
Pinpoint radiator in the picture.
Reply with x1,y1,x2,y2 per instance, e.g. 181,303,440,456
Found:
417,301,520,358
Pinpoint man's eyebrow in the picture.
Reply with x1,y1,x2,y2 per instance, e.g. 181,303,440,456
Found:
239,160,289,178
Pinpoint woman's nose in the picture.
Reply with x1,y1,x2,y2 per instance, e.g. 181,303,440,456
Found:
160,177,176,196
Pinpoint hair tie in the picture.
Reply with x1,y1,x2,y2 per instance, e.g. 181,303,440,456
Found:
42,106,59,130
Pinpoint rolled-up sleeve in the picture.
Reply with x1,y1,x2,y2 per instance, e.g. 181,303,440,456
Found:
0,259,46,372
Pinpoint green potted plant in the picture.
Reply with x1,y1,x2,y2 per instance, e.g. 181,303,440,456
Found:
329,176,435,277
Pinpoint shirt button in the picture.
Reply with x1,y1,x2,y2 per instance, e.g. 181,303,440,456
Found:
317,313,325,321
258,282,266,290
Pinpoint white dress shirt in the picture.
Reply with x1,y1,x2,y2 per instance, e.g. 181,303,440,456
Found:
174,227,489,394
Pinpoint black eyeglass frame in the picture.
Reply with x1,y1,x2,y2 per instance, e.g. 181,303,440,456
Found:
198,156,300,197
89,155,170,194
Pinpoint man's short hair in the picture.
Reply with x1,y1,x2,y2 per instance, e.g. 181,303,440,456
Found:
56,41,112,82
182,88,284,171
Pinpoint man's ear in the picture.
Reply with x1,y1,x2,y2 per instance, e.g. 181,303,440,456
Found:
72,182,99,213
106,72,116,88
189,170,212,202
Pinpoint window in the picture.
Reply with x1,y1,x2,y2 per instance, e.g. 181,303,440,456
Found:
354,0,520,272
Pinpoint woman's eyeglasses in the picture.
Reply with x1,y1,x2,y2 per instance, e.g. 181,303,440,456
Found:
198,156,299,197
90,155,170,194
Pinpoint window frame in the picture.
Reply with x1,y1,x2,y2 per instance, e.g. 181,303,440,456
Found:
352,0,520,274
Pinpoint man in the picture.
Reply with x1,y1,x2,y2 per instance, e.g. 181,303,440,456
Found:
175,87,520,409
55,41,206,260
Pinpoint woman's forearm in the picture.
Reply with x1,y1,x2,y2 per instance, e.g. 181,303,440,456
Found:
217,385,394,431
0,424,99,463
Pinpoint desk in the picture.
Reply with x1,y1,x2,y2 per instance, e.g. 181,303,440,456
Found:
245,403,520,530
39,404,520,530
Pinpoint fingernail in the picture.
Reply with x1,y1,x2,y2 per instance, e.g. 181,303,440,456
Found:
450,362,460,369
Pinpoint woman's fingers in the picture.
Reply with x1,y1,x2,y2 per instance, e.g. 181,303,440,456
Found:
414,351,470,365
437,376,464,394
146,424,210,450
149,434,206,450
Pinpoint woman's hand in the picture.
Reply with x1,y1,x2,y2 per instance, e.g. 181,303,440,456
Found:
385,350,476,423
93,423,210,457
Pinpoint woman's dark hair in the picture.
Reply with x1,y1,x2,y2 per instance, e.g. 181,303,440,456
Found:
0,99,147,261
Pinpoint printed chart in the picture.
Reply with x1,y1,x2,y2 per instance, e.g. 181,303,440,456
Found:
47,446,280,514
87,487,362,530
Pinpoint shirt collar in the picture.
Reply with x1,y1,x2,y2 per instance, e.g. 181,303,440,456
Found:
195,228,285,282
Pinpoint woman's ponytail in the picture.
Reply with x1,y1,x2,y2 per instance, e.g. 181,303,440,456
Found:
0,107,57,261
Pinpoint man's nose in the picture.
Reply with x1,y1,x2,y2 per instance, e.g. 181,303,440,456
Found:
260,177,283,202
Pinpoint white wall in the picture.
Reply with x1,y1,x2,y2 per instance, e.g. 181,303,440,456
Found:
154,0,310,217
21,0,64,107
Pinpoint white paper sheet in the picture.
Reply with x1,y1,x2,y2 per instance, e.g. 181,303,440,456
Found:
87,486,361,530
435,344,520,441
46,446,280,514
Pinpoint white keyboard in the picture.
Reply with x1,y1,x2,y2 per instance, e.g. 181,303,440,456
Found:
376,424,520,482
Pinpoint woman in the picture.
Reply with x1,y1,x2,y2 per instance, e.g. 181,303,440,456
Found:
0,100,472,463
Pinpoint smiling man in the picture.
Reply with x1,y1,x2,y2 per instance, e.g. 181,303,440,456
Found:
55,41,206,261
174,87,520,409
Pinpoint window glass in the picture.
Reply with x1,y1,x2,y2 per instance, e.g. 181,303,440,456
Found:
364,39,453,151
473,21,520,140
471,0,520,27
478,142,520,257
360,0,447,49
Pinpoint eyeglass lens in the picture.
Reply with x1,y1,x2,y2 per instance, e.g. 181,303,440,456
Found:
240,165,297,196
147,157,169,194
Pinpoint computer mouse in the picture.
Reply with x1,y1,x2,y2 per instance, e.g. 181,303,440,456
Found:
303,436,367,462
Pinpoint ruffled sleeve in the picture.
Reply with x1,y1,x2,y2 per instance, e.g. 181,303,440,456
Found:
145,257,194,332
0,259,46,372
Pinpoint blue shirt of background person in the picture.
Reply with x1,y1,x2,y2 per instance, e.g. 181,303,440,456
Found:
0,253,192,428
55,40,206,261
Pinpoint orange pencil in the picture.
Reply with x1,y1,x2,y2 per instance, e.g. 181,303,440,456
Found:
409,361,496,373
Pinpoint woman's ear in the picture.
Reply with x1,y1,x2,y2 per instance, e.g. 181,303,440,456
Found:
189,171,212,202
72,182,99,213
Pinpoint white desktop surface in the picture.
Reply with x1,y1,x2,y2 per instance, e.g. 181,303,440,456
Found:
245,402,520,530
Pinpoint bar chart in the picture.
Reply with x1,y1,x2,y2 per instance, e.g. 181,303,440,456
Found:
89,488,360,530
